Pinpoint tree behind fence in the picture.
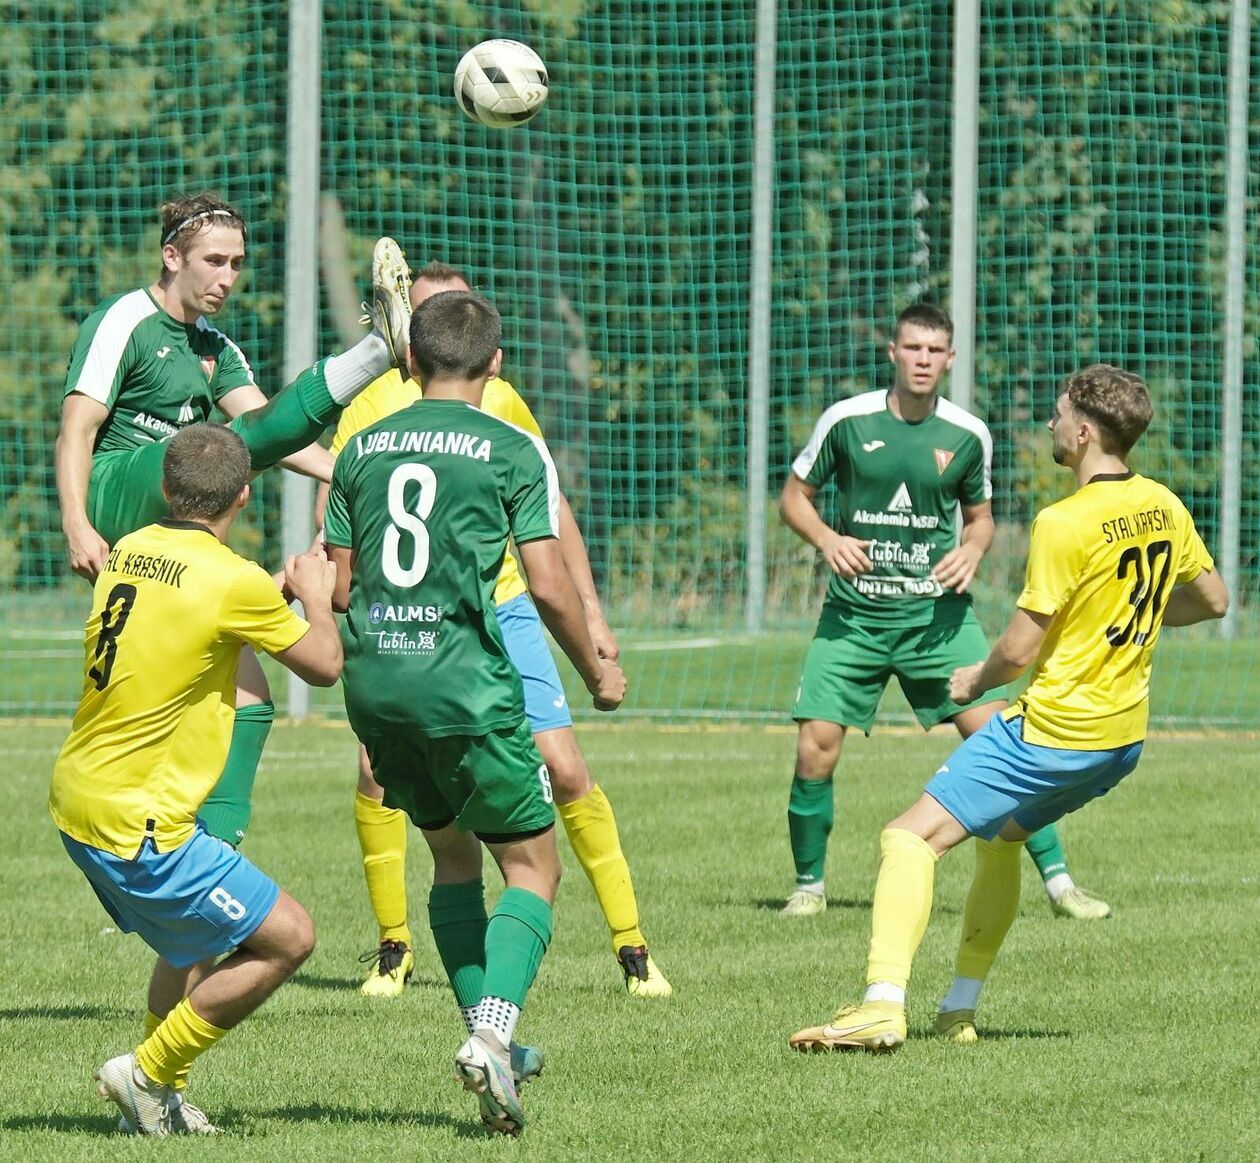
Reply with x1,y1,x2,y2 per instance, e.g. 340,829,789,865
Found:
3,1,1256,723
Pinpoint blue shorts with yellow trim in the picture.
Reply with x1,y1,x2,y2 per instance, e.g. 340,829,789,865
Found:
498,594,573,732
60,824,279,969
924,713,1143,840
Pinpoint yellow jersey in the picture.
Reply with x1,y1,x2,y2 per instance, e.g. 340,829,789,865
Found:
330,371,540,607
1006,473,1214,749
50,520,310,857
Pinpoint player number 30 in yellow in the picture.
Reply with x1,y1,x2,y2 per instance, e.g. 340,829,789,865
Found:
1105,539,1172,648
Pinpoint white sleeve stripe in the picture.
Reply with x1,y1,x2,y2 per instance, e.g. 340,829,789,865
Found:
504,422,561,536
936,397,994,500
70,291,158,404
792,391,888,479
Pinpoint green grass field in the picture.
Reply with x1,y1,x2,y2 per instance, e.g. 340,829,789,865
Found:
2,720,1257,1160
5,601,1259,730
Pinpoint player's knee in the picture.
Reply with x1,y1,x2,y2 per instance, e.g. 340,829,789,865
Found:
796,732,841,779
356,748,384,798
547,755,592,803
272,899,316,973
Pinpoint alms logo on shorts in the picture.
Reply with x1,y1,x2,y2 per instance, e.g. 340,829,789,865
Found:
934,448,955,474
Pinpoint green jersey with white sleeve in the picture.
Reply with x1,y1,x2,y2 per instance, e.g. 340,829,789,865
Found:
324,398,560,737
792,389,992,626
63,288,256,455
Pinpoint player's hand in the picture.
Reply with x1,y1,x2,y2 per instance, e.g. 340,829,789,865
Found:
949,662,985,705
285,549,337,608
587,616,621,662
934,543,984,594
64,522,110,581
590,657,627,711
818,532,874,579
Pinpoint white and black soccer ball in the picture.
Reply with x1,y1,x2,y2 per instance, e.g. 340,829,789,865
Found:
454,39,549,129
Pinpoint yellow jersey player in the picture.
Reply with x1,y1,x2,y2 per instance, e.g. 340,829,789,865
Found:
317,261,670,1001
788,363,1228,1052
50,425,343,1135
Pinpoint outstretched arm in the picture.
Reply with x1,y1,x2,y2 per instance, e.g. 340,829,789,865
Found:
272,549,343,686
518,536,625,711
55,393,111,580
949,607,1051,704
557,493,618,660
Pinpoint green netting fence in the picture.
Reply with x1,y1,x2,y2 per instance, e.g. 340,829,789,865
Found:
3,1,1257,725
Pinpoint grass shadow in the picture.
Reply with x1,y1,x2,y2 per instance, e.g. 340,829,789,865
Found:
3,1107,494,1140
225,1104,493,1138
291,971,450,994
1,1115,110,1133
0,1004,125,1021
753,896,872,912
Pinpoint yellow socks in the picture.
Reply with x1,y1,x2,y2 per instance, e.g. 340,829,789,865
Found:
142,1009,191,1090
136,998,227,1086
866,828,939,991
955,836,1024,981
355,791,412,946
557,785,646,951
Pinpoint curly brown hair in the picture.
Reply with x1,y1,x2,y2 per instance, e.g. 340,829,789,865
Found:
1062,363,1153,455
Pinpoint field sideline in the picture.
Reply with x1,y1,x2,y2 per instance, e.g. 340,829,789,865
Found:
2,721,1256,1160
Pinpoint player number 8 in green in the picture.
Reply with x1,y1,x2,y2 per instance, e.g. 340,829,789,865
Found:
383,463,438,586
538,764,554,804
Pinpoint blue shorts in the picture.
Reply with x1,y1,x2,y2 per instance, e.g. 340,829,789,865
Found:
924,714,1143,840
498,593,573,732
61,825,280,969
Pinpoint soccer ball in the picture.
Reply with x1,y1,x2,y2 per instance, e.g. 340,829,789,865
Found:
454,39,549,129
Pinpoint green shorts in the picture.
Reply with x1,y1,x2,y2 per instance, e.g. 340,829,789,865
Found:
88,445,170,545
360,718,555,841
792,601,1005,732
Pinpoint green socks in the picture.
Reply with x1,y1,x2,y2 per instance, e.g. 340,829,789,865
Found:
229,361,341,469
198,701,274,846
788,775,834,888
1025,823,1068,882
482,887,553,1008
428,880,489,1010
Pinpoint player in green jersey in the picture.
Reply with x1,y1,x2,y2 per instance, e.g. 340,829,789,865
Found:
779,303,1109,921
325,289,625,1137
54,197,412,1126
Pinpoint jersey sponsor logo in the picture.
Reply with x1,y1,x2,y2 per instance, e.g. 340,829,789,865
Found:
367,602,445,625
355,427,492,462
852,483,940,531
132,411,179,438
852,574,943,598
934,448,955,474
862,439,886,452
200,355,217,381
869,539,932,569
178,398,195,423
156,346,172,359
365,629,439,655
